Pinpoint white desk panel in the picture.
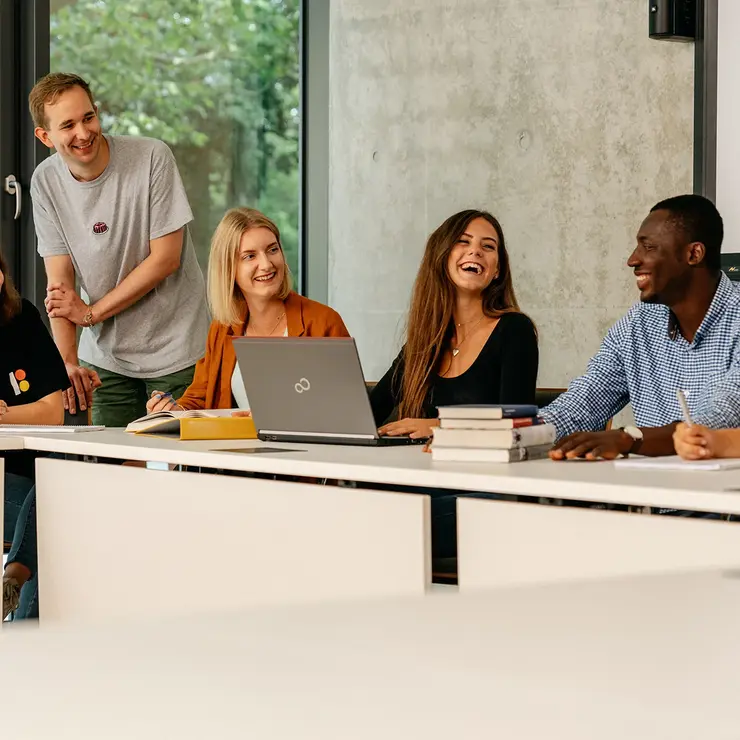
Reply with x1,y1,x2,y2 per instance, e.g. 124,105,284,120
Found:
0,436,26,451
35,458,430,624
458,496,740,589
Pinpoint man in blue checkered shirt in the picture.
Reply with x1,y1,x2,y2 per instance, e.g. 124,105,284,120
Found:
541,194,740,460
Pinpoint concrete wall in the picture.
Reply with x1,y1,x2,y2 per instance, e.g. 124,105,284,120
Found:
717,0,740,254
328,0,694,385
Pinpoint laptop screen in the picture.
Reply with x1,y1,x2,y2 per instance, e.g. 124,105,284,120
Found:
232,337,380,440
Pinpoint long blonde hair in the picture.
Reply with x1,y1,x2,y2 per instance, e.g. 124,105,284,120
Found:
207,207,292,325
398,210,521,419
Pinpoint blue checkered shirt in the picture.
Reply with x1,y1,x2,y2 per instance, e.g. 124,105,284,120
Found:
541,273,740,439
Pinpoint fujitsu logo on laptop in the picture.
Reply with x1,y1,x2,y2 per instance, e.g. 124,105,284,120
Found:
294,378,311,394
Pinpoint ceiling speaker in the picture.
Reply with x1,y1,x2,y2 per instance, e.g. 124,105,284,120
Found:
649,0,696,42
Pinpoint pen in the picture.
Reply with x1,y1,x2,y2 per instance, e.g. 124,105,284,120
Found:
676,389,693,426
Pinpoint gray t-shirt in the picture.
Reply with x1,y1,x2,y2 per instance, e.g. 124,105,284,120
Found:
31,134,210,378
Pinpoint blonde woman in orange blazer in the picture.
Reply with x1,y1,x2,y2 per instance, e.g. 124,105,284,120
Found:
147,207,349,413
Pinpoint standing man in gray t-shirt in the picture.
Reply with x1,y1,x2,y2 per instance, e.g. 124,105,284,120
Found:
28,73,210,427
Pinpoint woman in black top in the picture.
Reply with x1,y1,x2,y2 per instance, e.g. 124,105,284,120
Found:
1,251,68,619
371,209,538,438
0,258,67,430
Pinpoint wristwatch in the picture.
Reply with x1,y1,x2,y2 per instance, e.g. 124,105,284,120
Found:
621,425,644,456
82,307,95,328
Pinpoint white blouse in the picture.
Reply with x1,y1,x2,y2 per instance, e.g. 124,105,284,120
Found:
230,328,288,410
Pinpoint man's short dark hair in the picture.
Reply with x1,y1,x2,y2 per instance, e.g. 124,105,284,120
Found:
650,194,723,270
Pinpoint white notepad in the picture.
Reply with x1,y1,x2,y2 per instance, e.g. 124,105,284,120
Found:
0,425,105,434
615,455,740,472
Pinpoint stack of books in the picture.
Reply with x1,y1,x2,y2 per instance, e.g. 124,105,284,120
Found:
431,404,556,463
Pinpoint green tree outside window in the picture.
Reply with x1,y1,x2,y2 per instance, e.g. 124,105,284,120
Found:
51,0,301,281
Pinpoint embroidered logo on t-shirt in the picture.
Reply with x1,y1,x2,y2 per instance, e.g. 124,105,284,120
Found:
93,222,109,235
9,369,29,396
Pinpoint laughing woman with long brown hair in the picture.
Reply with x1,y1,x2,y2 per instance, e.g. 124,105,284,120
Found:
370,210,538,439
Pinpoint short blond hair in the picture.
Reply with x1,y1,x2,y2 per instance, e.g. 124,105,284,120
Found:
29,72,95,129
208,207,292,325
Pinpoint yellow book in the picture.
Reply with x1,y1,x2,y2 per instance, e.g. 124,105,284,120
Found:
126,410,257,440
180,416,256,440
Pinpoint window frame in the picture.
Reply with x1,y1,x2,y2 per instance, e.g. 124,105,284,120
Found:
300,0,330,303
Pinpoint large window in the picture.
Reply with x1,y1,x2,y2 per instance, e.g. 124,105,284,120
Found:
49,0,302,280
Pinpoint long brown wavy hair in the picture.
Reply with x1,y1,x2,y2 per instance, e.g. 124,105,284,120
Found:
0,250,22,326
398,210,521,419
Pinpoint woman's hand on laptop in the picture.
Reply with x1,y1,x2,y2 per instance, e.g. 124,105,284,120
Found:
378,418,439,440
146,390,181,413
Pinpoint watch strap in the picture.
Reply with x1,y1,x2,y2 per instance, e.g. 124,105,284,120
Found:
620,426,643,456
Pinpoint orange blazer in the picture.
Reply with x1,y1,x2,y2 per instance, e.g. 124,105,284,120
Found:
179,292,350,410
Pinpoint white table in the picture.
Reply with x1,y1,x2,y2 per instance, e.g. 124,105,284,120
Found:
1,570,738,739
11,429,740,608
17,429,740,514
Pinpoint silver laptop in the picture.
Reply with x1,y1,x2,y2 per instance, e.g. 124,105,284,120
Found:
232,337,423,446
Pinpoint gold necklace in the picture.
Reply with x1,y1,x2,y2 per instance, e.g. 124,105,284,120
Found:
246,312,285,337
456,313,484,327
451,315,484,357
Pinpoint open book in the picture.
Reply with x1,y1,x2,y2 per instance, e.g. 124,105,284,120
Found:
126,409,256,439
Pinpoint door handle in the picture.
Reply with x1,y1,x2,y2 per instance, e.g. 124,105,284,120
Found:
4,174,21,220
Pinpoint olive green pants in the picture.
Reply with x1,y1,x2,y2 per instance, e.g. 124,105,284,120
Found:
79,362,195,428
